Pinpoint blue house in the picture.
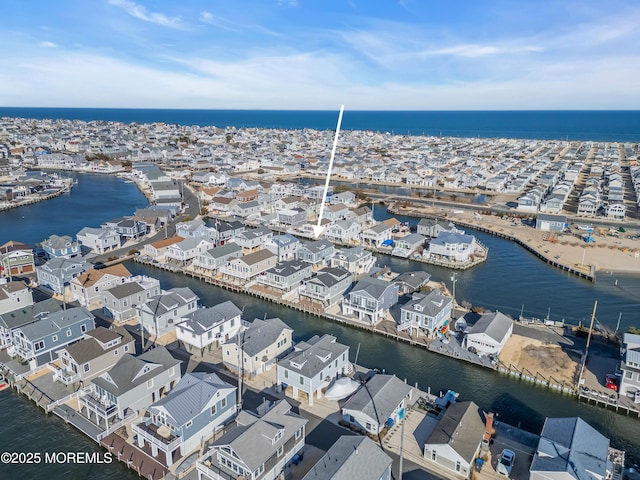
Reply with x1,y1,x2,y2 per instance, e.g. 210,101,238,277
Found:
133,372,237,467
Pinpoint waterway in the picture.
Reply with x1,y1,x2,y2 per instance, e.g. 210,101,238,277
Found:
1,173,640,475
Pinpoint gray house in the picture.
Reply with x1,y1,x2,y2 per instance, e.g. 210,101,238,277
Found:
330,246,376,275
102,276,162,324
264,233,300,261
176,300,243,351
194,243,243,272
302,436,392,480
277,207,307,226
392,233,426,258
0,281,33,316
399,290,453,337
296,239,335,265
342,277,399,325
234,226,274,252
277,334,350,406
257,259,312,293
0,297,61,350
417,219,462,238
133,372,237,467
619,333,640,397
536,213,567,232
10,306,95,370
465,311,514,356
341,374,413,435
393,271,431,294
54,326,135,386
36,257,90,294
197,399,307,480
139,287,199,338
41,234,81,259
300,267,353,308
80,346,182,429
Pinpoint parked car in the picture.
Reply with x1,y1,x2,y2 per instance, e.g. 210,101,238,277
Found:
497,449,515,476
606,374,619,392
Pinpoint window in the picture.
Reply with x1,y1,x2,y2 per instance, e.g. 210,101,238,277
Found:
147,379,154,389
169,366,176,377
299,376,304,385
221,397,227,409
81,325,87,333
124,344,129,352
366,422,372,431
626,371,633,379
83,363,90,372
114,349,119,356
295,428,302,440
211,404,217,415
34,340,45,351
456,461,461,472
52,335,58,342
185,420,192,428
277,445,284,457
284,370,288,379
431,450,437,461
66,330,72,337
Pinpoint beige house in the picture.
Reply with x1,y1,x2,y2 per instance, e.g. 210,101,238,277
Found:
220,249,277,282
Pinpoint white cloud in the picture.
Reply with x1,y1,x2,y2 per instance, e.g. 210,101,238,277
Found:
108,0,188,30
39,41,57,48
423,44,543,58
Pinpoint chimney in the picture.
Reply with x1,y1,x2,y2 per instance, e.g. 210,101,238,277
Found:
483,412,494,443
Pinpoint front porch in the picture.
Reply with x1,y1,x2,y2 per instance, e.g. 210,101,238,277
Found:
132,417,183,467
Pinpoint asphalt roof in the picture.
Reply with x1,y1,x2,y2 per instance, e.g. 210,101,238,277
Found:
177,301,242,335
227,317,292,357
0,298,62,330
18,307,94,341
106,281,145,300
280,334,349,378
425,401,485,463
401,290,451,317
342,374,412,425
64,326,133,365
466,311,513,343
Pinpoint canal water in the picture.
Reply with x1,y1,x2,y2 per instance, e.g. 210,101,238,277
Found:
1,173,640,477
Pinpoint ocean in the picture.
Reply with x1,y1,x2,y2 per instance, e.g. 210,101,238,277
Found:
1,108,639,142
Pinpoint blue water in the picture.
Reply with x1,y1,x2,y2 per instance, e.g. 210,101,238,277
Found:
1,108,639,142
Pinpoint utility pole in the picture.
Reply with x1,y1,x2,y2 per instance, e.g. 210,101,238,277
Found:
450,272,457,308
398,411,405,480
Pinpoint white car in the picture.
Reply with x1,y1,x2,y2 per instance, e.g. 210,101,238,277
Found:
497,449,515,476
577,225,593,231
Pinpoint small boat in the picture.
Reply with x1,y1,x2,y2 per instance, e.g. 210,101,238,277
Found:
324,376,360,402
0,382,9,392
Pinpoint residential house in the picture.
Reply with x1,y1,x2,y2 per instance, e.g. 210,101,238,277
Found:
142,236,184,260
230,200,261,218
41,234,81,259
0,240,35,277
277,208,307,227
296,239,335,266
264,234,300,261
423,401,486,478
417,219,462,238
299,267,353,308
464,311,514,356
392,233,426,258
211,219,245,246
220,249,277,283
341,374,413,435
196,399,307,480
80,346,181,429
577,193,599,217
0,281,33,315
342,277,399,326
606,203,626,220
535,214,567,232
277,334,350,406
165,237,213,264
133,372,237,467
36,257,89,294
139,287,199,338
76,227,120,254
209,196,238,214
398,290,453,337
427,232,477,263
301,436,392,480
619,333,640,397
257,259,312,293
324,204,350,222
176,301,243,351
223,317,293,378
323,220,361,244
101,276,161,324
330,191,356,205
10,307,95,369
361,223,393,248
0,298,61,350
234,226,274,253
530,417,615,480
348,206,373,225
194,243,243,273
70,264,132,307
330,246,376,276
102,217,147,241
54,326,135,386
393,271,431,295
176,218,213,240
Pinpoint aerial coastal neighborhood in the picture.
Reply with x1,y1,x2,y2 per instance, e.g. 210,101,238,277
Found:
1,116,640,480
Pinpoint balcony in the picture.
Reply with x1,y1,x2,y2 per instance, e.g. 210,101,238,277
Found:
132,419,182,452
53,368,81,385
343,299,379,313
300,288,328,301
79,392,118,417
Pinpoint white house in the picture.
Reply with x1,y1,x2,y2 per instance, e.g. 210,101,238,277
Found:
464,311,513,356
427,232,477,263
176,301,242,351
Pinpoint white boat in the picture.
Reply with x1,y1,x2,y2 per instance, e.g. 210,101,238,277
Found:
324,376,360,402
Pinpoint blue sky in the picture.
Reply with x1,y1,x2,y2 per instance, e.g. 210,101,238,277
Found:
1,0,639,109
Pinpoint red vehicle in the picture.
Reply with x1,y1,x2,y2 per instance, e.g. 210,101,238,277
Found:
605,374,619,391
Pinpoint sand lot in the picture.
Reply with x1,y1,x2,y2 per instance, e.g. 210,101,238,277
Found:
499,334,580,385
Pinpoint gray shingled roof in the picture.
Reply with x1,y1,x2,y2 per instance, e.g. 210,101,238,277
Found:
349,277,393,301
0,298,62,330
144,287,198,316
531,417,609,480
393,271,431,290
466,311,513,343
303,239,333,253
281,334,349,378
302,436,392,480
106,281,145,300
308,267,351,288
401,290,451,317
227,318,292,357
239,249,276,266
0,281,29,301
265,259,310,277
18,307,94,341
342,374,412,425
204,243,242,259
177,301,241,335
425,401,485,463
149,372,235,428
64,326,133,364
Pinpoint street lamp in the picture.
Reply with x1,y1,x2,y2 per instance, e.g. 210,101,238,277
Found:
450,272,457,308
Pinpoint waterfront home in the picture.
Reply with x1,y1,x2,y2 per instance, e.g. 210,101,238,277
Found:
0,298,61,349
530,417,617,480
277,334,350,406
76,226,120,254
102,217,147,241
0,281,33,315
423,401,486,478
69,264,132,307
427,232,477,263
196,399,307,480
416,219,462,238
40,234,81,259
323,220,361,244
299,267,353,308
165,237,213,264
277,207,307,227
142,236,184,260
101,276,161,324
606,202,626,220
230,200,261,218
296,239,335,266
361,222,393,248
517,189,543,212
211,219,245,246
329,191,356,205
393,271,431,294
36,257,89,295
176,300,242,351
398,290,453,337
80,346,181,429
341,374,412,435
257,259,312,293
264,233,300,261
577,193,599,217
150,180,181,202
175,218,213,240
209,196,238,214
464,311,514,356
234,226,274,253
222,317,293,378
619,333,640,397
330,246,376,276
535,214,567,232
54,326,135,386
133,372,237,467
139,287,199,338
348,205,373,225
0,240,35,277
342,277,399,326
324,203,350,222
392,233,426,258
274,196,301,211
220,249,277,283
302,436,392,480
10,306,95,369
193,243,243,272
235,188,259,202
